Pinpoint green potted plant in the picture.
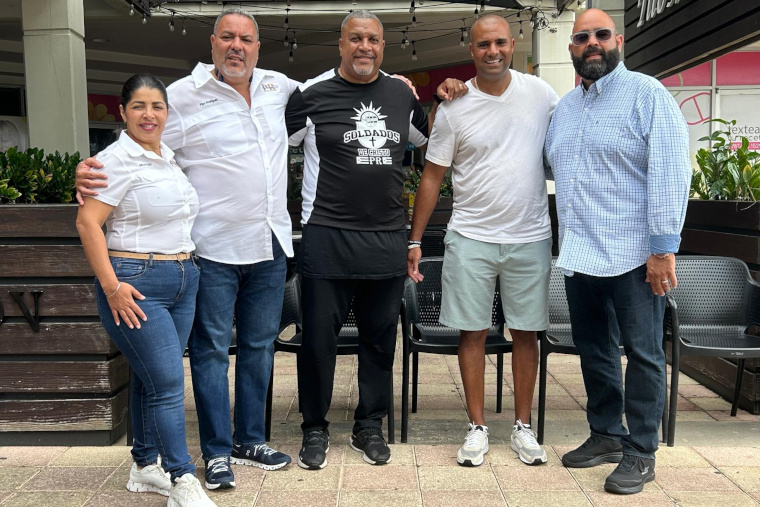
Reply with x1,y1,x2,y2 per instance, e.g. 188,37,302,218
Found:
403,163,454,225
0,147,129,446
677,118,760,414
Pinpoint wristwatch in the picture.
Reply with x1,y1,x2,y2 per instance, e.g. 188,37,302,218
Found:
432,93,444,104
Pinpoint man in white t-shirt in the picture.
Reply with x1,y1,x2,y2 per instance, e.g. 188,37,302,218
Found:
407,14,558,468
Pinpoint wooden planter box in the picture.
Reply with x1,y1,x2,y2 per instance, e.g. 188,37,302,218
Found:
0,204,128,445
676,199,760,414
403,196,454,227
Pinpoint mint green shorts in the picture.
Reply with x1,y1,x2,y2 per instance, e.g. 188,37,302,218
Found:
439,231,551,332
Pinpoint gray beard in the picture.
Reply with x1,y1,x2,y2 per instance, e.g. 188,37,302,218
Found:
352,63,375,76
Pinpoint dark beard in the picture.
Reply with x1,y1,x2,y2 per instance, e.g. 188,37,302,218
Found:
572,46,620,82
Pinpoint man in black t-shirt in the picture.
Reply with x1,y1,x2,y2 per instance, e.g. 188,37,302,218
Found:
286,9,429,470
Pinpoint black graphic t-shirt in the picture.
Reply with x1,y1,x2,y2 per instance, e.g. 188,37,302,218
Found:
286,69,429,232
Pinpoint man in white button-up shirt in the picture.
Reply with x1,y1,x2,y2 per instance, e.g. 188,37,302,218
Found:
77,8,296,491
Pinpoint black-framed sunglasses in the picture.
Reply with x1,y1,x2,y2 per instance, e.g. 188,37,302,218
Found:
570,28,614,46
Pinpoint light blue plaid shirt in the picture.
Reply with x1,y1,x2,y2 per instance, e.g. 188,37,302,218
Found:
544,63,691,277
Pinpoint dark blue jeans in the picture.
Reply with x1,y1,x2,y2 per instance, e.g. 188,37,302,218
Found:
188,237,286,460
96,256,199,480
564,264,666,459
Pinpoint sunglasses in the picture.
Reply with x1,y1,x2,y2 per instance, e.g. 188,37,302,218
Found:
570,28,614,46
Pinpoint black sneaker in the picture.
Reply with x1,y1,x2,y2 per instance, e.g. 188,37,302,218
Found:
298,429,329,470
561,434,623,468
203,456,235,490
231,443,291,471
350,427,391,465
604,454,655,494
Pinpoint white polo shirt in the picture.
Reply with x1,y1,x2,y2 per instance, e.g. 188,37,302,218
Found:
163,63,300,264
93,131,199,254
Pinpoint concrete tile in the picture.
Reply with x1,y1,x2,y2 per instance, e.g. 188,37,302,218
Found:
254,490,337,507
224,465,265,492
562,384,588,397
569,465,661,493
422,490,506,507
751,491,760,502
672,396,702,411
23,467,115,491
694,447,760,467
343,445,414,465
678,384,721,398
0,467,41,491
706,411,760,422
206,490,257,507
51,447,131,467
405,409,468,421
418,466,499,490
0,491,11,503
655,467,741,492
416,374,457,385
667,491,759,506
101,464,131,491
340,465,418,490
718,467,760,493
688,397,733,411
414,445,460,466
656,446,713,467
543,410,588,422
585,491,674,506
414,384,462,396
83,491,167,506
502,491,591,506
340,490,421,507
410,395,465,410
260,465,341,490
494,465,579,491
550,374,586,385
0,447,67,467
671,411,716,422
487,445,563,467
1,491,94,507
538,396,583,410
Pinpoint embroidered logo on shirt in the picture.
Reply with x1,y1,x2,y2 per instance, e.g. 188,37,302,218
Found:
138,162,152,167
261,83,280,92
343,102,399,165
199,98,219,107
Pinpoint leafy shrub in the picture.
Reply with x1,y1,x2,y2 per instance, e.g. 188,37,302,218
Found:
692,119,760,201
0,147,81,204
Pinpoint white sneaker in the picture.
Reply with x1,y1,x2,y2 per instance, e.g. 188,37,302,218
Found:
457,422,489,467
126,459,171,496
510,419,547,465
168,473,218,507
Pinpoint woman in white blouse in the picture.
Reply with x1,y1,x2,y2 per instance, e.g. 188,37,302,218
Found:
76,74,215,507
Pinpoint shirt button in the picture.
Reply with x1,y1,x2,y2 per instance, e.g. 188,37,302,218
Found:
578,130,583,135
574,155,579,159
584,107,588,111
570,178,575,183
567,203,572,208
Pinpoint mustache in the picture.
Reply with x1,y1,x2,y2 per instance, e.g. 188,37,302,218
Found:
225,49,245,61
582,47,604,59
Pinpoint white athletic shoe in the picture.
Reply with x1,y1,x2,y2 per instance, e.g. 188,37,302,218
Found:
168,473,218,507
510,419,547,465
457,422,489,467
126,458,171,496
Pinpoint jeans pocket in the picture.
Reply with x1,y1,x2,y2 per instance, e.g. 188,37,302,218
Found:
191,254,202,271
112,258,149,280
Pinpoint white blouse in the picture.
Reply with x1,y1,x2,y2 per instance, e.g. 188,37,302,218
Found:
92,131,199,254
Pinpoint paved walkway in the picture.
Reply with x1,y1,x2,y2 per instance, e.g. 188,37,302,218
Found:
2,328,759,506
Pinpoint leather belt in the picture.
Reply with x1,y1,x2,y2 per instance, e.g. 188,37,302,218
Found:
108,250,191,261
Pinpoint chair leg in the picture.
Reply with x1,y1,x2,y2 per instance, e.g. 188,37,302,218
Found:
387,374,395,444
537,332,548,445
412,352,419,413
496,353,504,414
660,334,669,445
401,347,410,443
731,358,745,417
667,341,680,447
265,366,274,442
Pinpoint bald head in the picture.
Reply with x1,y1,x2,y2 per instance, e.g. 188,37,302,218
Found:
573,8,617,34
471,14,512,41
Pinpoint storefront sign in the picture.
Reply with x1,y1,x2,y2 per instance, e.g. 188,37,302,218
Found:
636,0,682,28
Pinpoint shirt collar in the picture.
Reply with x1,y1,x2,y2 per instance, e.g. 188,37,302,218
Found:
582,61,626,95
116,130,175,163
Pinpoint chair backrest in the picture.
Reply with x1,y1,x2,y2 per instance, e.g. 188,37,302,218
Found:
548,258,571,327
410,257,504,329
420,229,446,258
278,274,301,333
670,256,751,325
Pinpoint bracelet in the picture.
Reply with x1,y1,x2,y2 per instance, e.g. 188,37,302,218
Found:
652,253,672,259
432,93,444,104
408,244,421,250
105,282,121,298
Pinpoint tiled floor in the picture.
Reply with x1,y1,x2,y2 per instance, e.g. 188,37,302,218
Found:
2,327,759,506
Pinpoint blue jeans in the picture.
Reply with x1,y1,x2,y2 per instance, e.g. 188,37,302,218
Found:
95,256,199,480
188,237,286,460
564,264,666,459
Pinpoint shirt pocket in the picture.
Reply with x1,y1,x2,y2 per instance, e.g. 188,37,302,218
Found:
254,93,288,143
185,102,251,158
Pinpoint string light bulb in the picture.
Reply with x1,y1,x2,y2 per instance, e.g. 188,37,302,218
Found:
292,35,297,50
284,32,290,47
411,14,417,27
353,0,357,4
519,23,524,39
169,14,175,32
142,13,147,24
473,6,479,19
289,48,294,63
460,30,465,47
284,9,289,29
129,2,134,16
462,19,468,38
401,31,408,49
286,0,291,5
412,41,417,61
181,20,187,36
409,0,415,14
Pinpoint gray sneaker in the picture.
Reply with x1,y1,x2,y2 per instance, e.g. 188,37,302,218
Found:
168,473,217,507
126,458,171,496
457,423,489,467
510,419,547,466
